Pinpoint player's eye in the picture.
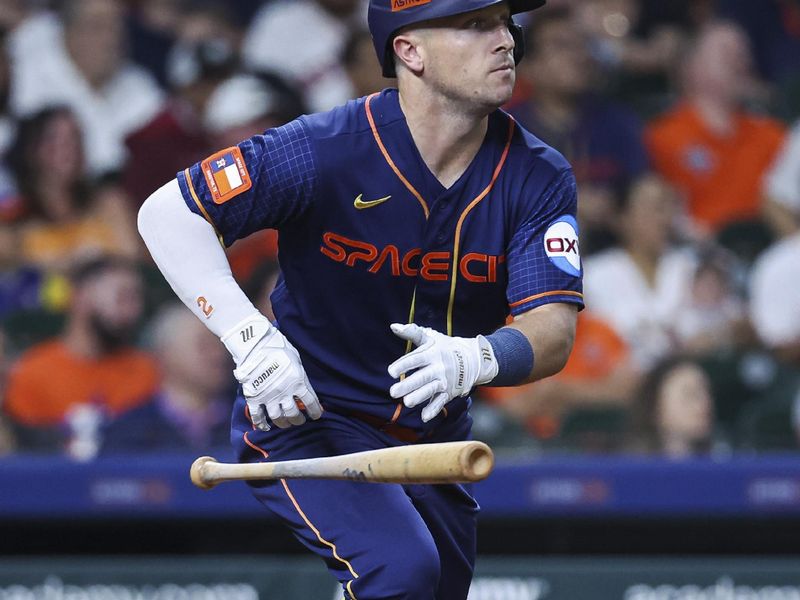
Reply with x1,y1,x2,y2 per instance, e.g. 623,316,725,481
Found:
463,14,511,31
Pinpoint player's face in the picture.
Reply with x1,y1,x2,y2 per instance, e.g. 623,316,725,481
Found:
418,4,517,111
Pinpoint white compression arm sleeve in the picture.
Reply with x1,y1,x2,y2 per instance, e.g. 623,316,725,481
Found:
137,179,259,337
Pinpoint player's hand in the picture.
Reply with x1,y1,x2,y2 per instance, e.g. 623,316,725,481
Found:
222,314,322,431
387,323,499,422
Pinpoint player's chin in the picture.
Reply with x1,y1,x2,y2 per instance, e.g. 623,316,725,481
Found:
485,83,515,107
488,70,515,97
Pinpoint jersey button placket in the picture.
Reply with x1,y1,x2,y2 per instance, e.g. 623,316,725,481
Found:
429,197,452,246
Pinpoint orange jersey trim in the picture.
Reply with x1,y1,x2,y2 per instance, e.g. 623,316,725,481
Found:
280,479,360,580
244,404,257,430
509,289,584,309
243,431,269,459
446,117,515,335
183,168,224,244
365,94,430,218
184,168,214,224
346,580,357,599
389,402,403,425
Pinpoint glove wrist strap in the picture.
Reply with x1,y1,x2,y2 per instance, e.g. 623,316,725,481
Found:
475,335,500,386
221,313,275,365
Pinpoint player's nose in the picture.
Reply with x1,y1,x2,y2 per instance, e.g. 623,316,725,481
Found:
494,22,515,55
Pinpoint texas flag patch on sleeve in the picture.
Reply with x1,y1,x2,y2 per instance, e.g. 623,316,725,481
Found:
201,146,252,204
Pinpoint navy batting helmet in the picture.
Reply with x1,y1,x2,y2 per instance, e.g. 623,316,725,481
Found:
368,0,546,77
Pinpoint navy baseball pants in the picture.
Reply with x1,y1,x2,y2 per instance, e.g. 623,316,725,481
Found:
231,395,479,600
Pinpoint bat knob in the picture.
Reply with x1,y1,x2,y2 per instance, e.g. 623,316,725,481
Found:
461,442,494,481
190,456,219,490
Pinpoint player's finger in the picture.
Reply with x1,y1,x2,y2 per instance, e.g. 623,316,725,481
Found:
296,380,323,420
248,402,271,432
421,392,449,423
387,347,432,379
267,400,290,429
280,396,306,426
389,364,435,399
390,323,427,347
402,379,445,408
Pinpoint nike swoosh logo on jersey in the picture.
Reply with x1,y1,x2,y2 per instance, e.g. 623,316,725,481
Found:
354,194,392,209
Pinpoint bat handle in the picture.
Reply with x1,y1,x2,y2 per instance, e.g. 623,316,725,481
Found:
190,456,219,489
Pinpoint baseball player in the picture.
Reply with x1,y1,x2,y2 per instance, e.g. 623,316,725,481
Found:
138,0,582,597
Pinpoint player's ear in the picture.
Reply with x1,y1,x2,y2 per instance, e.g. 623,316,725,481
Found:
392,32,425,75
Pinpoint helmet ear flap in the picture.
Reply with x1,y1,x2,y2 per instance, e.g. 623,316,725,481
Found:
510,20,525,65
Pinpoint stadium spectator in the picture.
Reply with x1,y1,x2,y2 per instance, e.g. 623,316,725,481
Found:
3,256,159,455
9,107,138,274
645,22,786,236
483,310,640,442
0,28,14,155
164,0,243,92
672,246,749,356
716,0,800,97
123,38,238,208
0,28,23,223
572,0,689,79
203,74,304,150
749,230,800,367
762,120,800,238
0,220,42,319
342,28,388,100
509,7,648,255
102,304,231,453
7,0,164,176
628,355,719,458
125,0,185,88
241,0,367,112
0,329,17,456
583,173,746,369
129,0,262,85
0,0,27,33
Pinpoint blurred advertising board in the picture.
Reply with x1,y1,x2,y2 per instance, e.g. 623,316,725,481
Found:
1,557,799,600
4,455,800,519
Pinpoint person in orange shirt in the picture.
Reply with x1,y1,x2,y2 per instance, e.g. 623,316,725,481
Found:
4,256,158,456
8,107,139,274
645,22,786,234
481,311,639,440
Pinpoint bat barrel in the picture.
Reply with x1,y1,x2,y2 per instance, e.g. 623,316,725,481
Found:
459,441,494,482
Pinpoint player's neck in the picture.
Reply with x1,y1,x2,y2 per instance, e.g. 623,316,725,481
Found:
399,89,489,189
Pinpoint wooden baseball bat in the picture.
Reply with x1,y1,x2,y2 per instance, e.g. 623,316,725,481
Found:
190,440,494,489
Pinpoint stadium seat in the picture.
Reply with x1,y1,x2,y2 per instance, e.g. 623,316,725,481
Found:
696,350,789,432
736,394,798,452
552,406,630,454
2,308,65,353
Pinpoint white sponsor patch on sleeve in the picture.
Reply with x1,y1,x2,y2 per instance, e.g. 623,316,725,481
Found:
543,215,581,277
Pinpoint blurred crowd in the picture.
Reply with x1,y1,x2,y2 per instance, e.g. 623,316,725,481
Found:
0,0,799,461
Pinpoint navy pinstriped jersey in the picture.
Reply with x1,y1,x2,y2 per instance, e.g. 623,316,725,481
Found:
177,88,583,433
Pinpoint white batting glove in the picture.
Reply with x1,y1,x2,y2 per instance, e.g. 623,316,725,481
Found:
222,314,322,431
387,323,499,422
